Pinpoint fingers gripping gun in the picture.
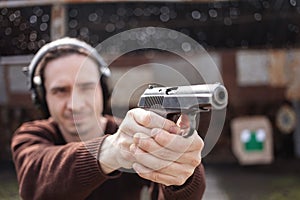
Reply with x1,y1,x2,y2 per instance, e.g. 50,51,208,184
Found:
138,83,228,137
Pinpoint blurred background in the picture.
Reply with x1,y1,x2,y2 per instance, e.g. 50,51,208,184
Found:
1,0,300,199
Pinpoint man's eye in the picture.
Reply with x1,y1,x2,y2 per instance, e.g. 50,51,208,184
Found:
85,86,95,91
81,85,95,91
52,88,68,95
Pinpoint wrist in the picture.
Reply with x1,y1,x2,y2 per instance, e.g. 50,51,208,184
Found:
98,134,120,174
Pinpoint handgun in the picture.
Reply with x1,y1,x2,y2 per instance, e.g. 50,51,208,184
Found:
137,83,228,137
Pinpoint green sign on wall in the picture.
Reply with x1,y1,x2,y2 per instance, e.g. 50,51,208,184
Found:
241,129,266,152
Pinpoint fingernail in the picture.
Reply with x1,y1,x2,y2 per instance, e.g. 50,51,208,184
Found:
134,132,145,143
130,144,137,153
179,122,189,129
170,126,181,134
133,135,140,144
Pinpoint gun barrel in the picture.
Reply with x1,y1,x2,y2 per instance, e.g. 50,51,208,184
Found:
138,83,228,111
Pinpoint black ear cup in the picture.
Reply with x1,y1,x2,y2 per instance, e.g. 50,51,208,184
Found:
100,75,112,115
31,92,39,108
33,83,50,117
26,37,112,118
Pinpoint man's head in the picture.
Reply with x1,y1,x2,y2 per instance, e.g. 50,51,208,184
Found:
26,37,111,116
26,37,111,141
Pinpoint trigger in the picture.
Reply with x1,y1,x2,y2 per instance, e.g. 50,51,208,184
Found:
182,114,197,138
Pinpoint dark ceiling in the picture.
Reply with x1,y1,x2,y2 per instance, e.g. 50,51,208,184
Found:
1,0,300,56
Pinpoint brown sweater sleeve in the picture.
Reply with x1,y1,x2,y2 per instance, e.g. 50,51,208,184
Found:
11,120,120,200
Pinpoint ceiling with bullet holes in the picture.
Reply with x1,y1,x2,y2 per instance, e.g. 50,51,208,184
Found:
1,0,300,56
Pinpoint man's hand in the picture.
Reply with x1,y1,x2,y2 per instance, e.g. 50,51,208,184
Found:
130,114,204,186
99,108,181,174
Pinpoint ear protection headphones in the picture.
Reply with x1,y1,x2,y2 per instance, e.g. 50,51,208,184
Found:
24,37,112,118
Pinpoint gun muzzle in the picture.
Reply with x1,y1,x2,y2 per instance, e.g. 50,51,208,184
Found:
211,84,228,110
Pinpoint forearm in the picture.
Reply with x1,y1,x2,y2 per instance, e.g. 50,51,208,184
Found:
12,135,116,200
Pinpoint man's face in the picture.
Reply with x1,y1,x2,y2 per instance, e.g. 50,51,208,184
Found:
44,54,104,142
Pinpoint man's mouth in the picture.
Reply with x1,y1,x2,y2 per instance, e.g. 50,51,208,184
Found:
66,114,86,124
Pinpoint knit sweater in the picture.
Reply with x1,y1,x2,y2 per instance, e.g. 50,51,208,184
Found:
11,116,206,200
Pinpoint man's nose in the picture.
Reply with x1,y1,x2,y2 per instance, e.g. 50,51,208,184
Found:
67,90,85,111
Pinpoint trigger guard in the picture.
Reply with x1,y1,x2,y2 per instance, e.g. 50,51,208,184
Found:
182,128,196,138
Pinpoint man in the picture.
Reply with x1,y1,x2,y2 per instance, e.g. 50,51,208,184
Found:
11,37,206,200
